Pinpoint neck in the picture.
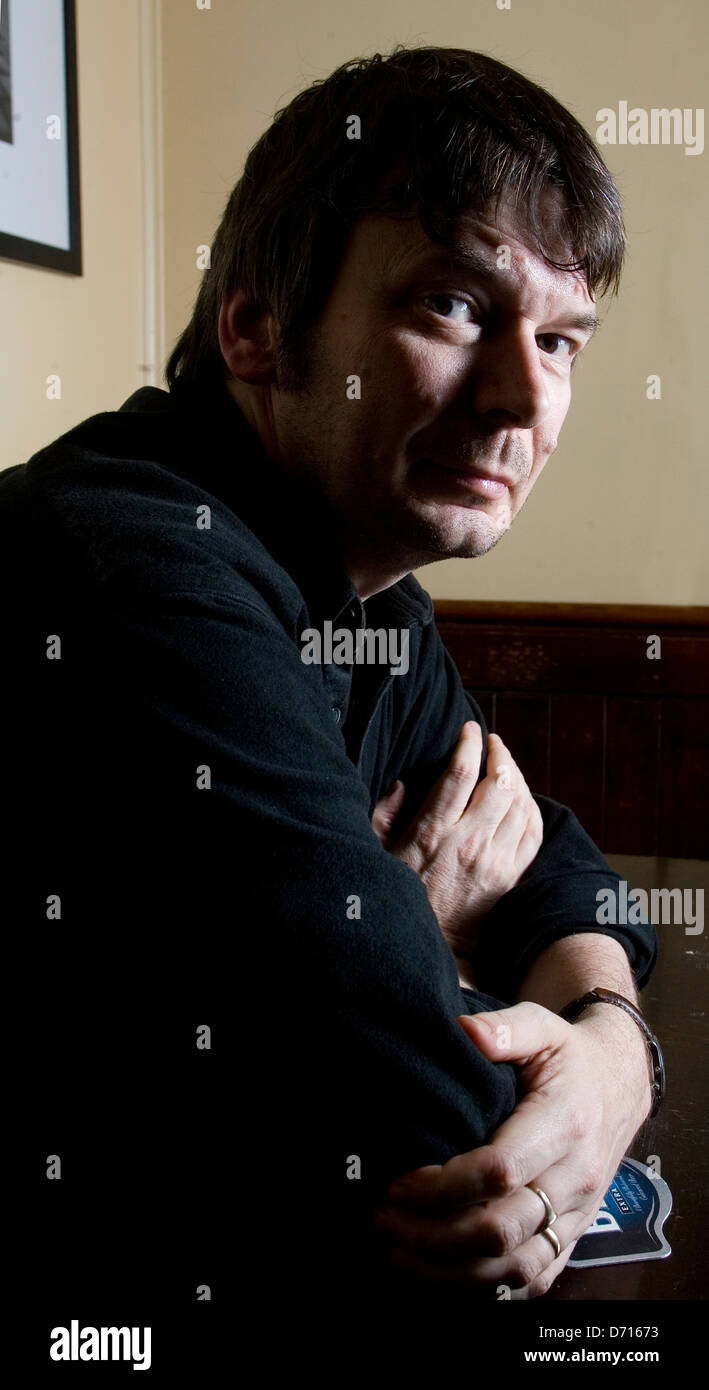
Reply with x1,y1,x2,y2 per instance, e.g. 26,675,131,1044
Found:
343,553,413,601
226,377,414,599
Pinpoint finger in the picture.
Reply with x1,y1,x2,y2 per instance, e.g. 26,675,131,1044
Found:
387,1212,580,1288
508,1240,576,1299
482,732,521,792
444,797,529,903
486,795,530,858
399,721,483,846
512,803,544,876
378,1164,585,1260
387,1004,573,1207
371,779,406,844
425,1093,573,1210
457,1000,570,1066
451,1005,574,1198
482,797,541,885
459,735,521,837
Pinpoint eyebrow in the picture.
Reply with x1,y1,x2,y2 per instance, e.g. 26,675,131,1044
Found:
413,247,601,338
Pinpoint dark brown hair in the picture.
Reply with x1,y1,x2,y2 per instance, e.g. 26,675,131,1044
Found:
165,46,625,391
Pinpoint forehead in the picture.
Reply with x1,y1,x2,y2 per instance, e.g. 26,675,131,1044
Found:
342,201,595,314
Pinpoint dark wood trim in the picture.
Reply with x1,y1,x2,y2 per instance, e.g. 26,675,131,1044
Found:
433,600,709,628
434,602,709,697
433,599,709,857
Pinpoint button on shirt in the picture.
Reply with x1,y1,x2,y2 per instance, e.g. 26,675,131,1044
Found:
321,597,364,725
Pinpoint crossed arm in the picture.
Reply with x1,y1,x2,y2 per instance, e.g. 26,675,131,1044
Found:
91,581,654,1297
371,724,653,1296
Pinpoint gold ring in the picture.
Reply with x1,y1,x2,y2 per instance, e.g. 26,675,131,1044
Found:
540,1225,562,1259
527,1182,558,1231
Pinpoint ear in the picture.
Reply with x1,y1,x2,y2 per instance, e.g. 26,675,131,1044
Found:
218,289,278,384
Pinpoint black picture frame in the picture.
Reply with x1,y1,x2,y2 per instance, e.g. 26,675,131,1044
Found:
0,0,82,275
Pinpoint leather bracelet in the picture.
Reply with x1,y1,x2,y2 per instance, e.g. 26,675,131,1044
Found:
558,987,665,1119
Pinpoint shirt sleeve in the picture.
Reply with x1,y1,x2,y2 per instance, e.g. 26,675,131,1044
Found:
379,620,658,1000
32,576,523,1201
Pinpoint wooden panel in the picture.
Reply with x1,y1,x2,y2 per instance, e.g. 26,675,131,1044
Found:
465,688,495,735
549,694,605,847
435,600,709,627
601,698,661,854
434,602,709,857
659,700,709,858
436,620,709,697
495,692,550,796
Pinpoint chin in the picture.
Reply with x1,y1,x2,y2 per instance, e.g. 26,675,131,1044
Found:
448,536,501,559
430,515,507,559
384,499,508,565
407,528,503,565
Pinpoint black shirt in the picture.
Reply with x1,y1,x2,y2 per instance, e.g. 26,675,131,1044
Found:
2,374,657,1312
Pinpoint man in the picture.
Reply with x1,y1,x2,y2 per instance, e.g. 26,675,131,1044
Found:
5,47,657,1321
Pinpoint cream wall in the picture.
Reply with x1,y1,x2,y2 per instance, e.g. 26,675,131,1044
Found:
160,0,708,604
0,0,147,468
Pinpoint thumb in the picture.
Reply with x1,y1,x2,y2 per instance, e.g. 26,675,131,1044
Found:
457,1001,568,1063
371,779,406,846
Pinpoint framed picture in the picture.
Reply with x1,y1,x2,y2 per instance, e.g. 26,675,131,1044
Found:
0,0,81,274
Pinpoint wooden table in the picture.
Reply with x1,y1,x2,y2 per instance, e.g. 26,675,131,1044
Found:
546,854,709,1300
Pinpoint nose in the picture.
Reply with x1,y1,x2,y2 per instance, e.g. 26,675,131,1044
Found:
464,323,551,429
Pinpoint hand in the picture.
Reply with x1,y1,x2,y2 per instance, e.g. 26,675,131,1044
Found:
371,722,543,958
373,999,653,1297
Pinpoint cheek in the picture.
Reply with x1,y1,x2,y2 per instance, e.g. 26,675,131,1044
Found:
375,329,453,403
532,396,567,473
536,431,559,464
511,433,558,509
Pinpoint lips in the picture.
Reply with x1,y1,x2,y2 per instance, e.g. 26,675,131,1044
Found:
424,459,515,498
436,463,516,488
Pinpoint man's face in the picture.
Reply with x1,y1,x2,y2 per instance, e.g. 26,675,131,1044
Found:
244,200,599,594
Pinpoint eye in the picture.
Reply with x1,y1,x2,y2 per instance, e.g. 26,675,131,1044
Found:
421,293,475,324
537,333,576,358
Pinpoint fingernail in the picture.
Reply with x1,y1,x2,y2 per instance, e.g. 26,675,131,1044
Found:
458,1013,495,1035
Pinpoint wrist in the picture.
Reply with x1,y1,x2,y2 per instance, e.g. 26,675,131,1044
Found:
512,932,641,1013
574,1005,655,1123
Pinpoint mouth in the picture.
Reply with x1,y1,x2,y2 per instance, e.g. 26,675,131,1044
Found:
420,460,515,499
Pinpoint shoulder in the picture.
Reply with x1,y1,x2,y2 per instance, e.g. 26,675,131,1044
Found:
0,390,304,627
